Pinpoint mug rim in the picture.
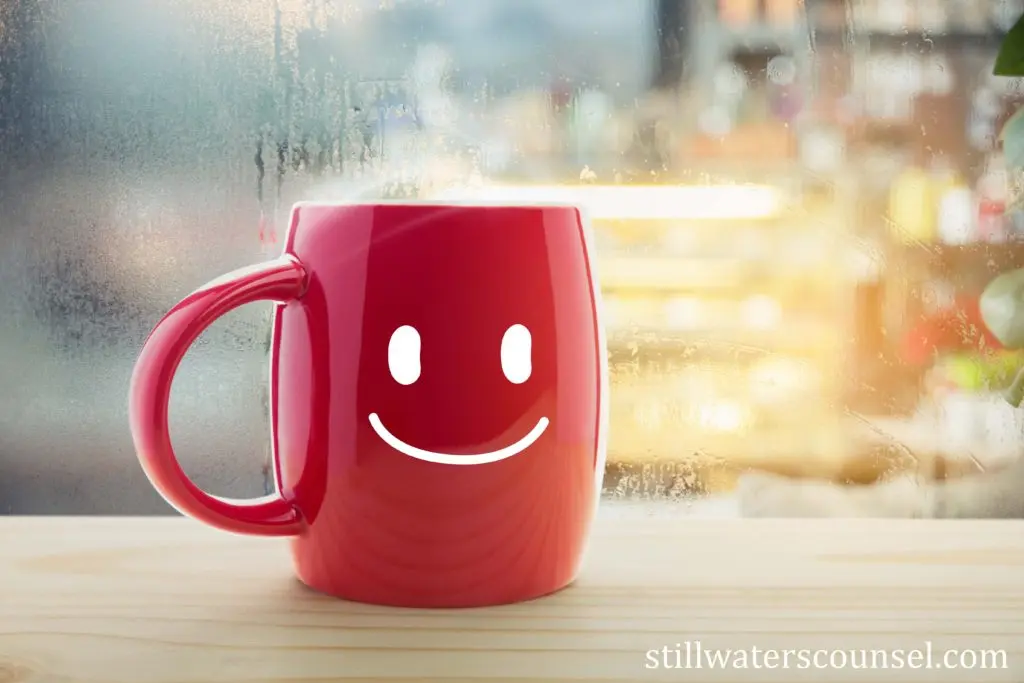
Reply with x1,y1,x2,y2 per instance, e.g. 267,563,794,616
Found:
291,199,584,210
283,200,590,254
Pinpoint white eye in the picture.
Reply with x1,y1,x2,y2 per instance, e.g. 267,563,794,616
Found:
388,325,421,385
500,324,532,384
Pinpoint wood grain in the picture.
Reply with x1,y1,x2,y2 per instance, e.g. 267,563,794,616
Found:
1,515,1022,682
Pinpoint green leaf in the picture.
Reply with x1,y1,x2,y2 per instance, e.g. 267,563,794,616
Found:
980,267,1024,349
1006,366,1024,407
995,13,1024,76
1002,107,1024,169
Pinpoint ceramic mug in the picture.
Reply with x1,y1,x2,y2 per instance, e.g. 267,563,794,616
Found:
129,201,608,607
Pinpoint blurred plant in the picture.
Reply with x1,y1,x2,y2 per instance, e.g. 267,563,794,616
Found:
996,12,1024,209
994,11,1024,78
975,18,1024,405
979,268,1024,405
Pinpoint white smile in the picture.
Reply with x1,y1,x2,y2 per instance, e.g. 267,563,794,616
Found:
368,413,550,465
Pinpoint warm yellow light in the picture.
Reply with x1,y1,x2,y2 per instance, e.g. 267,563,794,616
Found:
695,401,748,432
434,184,784,220
749,357,818,404
597,257,745,291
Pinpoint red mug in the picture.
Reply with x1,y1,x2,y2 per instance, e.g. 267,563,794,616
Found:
129,201,608,607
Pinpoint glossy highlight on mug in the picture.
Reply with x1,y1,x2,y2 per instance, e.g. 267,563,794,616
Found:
367,412,550,465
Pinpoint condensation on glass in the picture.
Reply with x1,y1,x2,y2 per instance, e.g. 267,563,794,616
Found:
0,0,1015,514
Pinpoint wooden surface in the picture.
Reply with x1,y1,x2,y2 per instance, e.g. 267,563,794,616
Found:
1,514,1023,682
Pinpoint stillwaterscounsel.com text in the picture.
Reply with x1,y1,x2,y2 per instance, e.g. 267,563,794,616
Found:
645,641,1009,671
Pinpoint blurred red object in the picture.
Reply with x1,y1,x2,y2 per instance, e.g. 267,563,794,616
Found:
901,295,1002,365
977,199,1008,243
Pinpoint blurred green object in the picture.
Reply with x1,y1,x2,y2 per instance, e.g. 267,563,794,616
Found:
979,268,1024,405
995,12,1024,77
940,351,1024,392
980,267,1024,349
1005,366,1024,407
992,11,1024,403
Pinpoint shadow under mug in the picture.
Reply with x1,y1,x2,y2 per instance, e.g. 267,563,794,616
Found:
128,201,609,607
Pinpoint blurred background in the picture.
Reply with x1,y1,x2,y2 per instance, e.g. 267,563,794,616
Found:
2,0,1024,513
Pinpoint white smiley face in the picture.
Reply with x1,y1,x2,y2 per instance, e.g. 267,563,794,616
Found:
367,323,550,465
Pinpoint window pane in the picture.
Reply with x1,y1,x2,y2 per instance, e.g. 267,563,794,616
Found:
1,0,1018,518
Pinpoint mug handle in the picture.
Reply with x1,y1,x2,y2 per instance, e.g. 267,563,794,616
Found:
129,256,308,536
